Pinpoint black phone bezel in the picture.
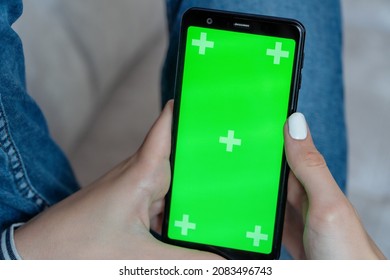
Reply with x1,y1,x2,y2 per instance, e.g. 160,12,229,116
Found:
162,7,306,260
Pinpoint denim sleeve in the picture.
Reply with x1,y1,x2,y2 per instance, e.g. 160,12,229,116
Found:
0,1,79,259
0,223,23,260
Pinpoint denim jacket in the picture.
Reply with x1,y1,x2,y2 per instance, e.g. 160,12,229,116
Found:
0,0,79,259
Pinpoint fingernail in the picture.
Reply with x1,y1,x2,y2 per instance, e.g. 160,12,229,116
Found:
288,112,308,140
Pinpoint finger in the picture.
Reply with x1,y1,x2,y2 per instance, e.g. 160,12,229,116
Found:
282,172,307,259
283,200,306,259
150,199,165,234
145,236,225,260
284,113,344,205
286,171,307,218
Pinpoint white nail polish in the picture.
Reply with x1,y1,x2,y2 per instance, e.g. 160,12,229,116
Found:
288,112,308,140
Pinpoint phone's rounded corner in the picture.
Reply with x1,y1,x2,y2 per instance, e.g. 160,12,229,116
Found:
182,7,205,21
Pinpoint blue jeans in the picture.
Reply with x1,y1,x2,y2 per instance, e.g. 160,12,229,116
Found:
0,0,346,259
0,0,79,259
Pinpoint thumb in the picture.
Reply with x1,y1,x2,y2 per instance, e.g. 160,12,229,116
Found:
284,113,343,205
138,100,173,162
125,100,173,205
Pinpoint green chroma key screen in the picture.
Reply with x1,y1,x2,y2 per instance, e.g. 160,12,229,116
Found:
167,25,296,254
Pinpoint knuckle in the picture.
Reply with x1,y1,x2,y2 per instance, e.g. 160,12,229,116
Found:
302,149,327,169
316,198,356,226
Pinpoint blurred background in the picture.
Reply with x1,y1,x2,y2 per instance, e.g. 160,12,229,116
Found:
343,0,390,258
14,0,390,258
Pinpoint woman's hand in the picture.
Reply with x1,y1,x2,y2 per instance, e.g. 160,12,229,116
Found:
282,113,385,260
15,105,385,260
14,101,222,260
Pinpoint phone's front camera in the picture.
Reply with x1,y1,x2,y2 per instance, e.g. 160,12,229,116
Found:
206,18,213,25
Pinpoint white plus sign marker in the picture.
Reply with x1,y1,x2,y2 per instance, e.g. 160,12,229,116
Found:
174,214,196,236
246,225,269,247
219,130,242,152
266,42,289,65
192,32,214,55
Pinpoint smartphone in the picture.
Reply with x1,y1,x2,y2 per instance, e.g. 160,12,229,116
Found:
163,8,305,260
